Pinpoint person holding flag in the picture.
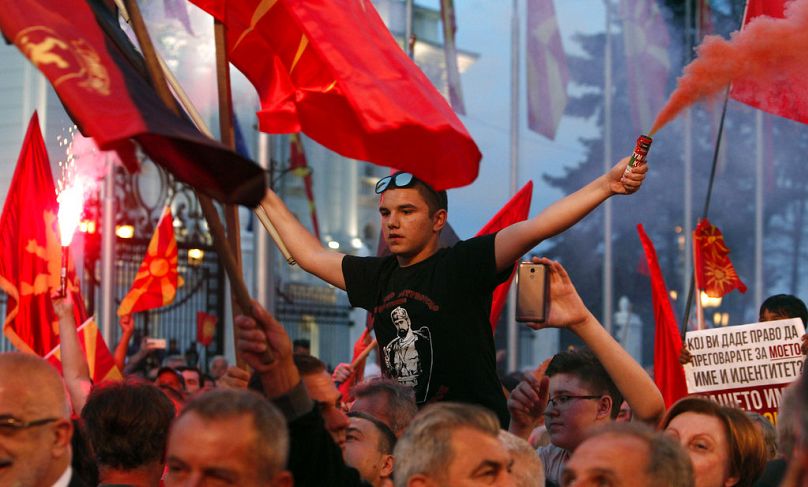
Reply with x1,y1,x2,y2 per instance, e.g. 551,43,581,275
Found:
260,155,647,425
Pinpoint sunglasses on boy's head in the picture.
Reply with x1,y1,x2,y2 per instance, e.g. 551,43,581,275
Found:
375,172,415,194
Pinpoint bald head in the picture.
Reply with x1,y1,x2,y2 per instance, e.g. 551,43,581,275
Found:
0,352,74,487
0,352,70,418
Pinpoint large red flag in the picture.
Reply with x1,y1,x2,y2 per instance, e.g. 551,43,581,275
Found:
440,0,466,115
729,0,808,124
0,0,265,206
637,224,688,408
526,0,569,140
190,0,481,191
693,218,747,298
475,182,534,330
118,207,179,316
289,134,321,241
619,0,671,132
0,113,83,355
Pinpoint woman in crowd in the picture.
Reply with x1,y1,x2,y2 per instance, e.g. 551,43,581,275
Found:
661,396,767,487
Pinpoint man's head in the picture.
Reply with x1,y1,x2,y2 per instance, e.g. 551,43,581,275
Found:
561,423,694,487
177,366,202,395
292,339,311,355
759,294,808,324
343,412,396,487
81,380,174,478
165,389,291,487
376,172,448,265
208,355,229,381
351,377,417,437
544,349,623,451
0,352,73,487
393,402,514,487
155,366,186,393
391,307,412,337
499,431,544,487
293,353,349,447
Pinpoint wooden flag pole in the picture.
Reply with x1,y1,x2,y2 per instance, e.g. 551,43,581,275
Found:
112,0,295,266
120,0,269,363
351,339,378,369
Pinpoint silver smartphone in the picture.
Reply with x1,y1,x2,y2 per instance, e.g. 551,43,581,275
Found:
516,262,549,323
145,337,167,350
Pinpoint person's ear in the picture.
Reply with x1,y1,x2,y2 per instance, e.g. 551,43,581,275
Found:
595,396,613,420
272,470,294,487
380,454,395,478
432,209,447,232
51,418,73,459
723,475,740,487
408,474,438,487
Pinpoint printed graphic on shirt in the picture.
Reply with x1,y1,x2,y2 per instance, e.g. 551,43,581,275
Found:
382,306,433,402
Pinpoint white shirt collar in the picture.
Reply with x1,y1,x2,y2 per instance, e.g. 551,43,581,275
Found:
51,465,72,487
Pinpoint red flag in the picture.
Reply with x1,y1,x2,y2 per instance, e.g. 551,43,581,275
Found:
440,0,466,115
46,317,123,383
619,0,671,132
526,0,569,140
0,114,84,355
0,0,265,206
637,224,688,408
190,0,481,191
338,327,373,402
475,182,534,330
693,219,747,298
289,134,321,241
196,311,217,347
118,207,179,316
729,0,808,125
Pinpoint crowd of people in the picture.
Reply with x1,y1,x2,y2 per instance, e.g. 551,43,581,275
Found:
2,159,807,487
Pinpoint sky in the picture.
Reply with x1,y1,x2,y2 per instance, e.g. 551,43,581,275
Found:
423,0,608,240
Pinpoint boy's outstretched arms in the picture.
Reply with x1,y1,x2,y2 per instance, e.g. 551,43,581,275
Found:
494,157,647,272
260,188,346,290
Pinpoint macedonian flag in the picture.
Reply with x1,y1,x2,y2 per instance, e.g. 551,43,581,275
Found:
117,207,178,316
693,218,747,298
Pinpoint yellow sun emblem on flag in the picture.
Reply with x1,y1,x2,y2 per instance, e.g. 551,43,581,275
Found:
703,260,740,298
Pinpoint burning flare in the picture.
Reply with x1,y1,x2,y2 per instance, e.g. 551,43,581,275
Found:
57,179,87,247
650,0,808,135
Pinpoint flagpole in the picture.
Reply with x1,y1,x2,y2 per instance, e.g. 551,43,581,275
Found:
255,132,276,315
754,110,763,308
506,0,520,372
602,0,614,335
405,0,414,57
100,155,116,344
120,0,271,363
682,0,693,325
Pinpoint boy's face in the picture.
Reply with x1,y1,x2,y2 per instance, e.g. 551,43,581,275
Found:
378,187,444,264
544,373,611,452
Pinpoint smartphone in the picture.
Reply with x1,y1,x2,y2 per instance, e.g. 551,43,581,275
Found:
145,337,167,350
516,262,549,323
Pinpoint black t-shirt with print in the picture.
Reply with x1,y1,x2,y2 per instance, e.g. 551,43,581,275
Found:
342,233,509,426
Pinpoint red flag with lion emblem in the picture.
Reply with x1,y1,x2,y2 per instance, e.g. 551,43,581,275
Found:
693,218,747,298
0,113,85,355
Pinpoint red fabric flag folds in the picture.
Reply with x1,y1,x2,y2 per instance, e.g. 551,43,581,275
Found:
190,0,481,191
637,224,688,408
118,207,179,316
46,317,123,383
0,0,266,206
338,327,373,403
475,182,534,330
693,218,747,298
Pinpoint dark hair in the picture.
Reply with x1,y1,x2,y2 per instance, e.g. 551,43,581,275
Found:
292,352,326,375
155,366,186,389
546,349,623,419
180,390,289,478
661,396,767,487
176,366,202,382
71,418,99,486
759,294,808,324
81,380,176,470
293,338,311,350
348,411,398,455
409,177,448,216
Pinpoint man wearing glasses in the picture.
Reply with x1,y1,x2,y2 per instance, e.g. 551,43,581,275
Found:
260,156,646,426
0,352,82,487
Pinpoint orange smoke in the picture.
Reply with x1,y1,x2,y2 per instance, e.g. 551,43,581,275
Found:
650,0,808,135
